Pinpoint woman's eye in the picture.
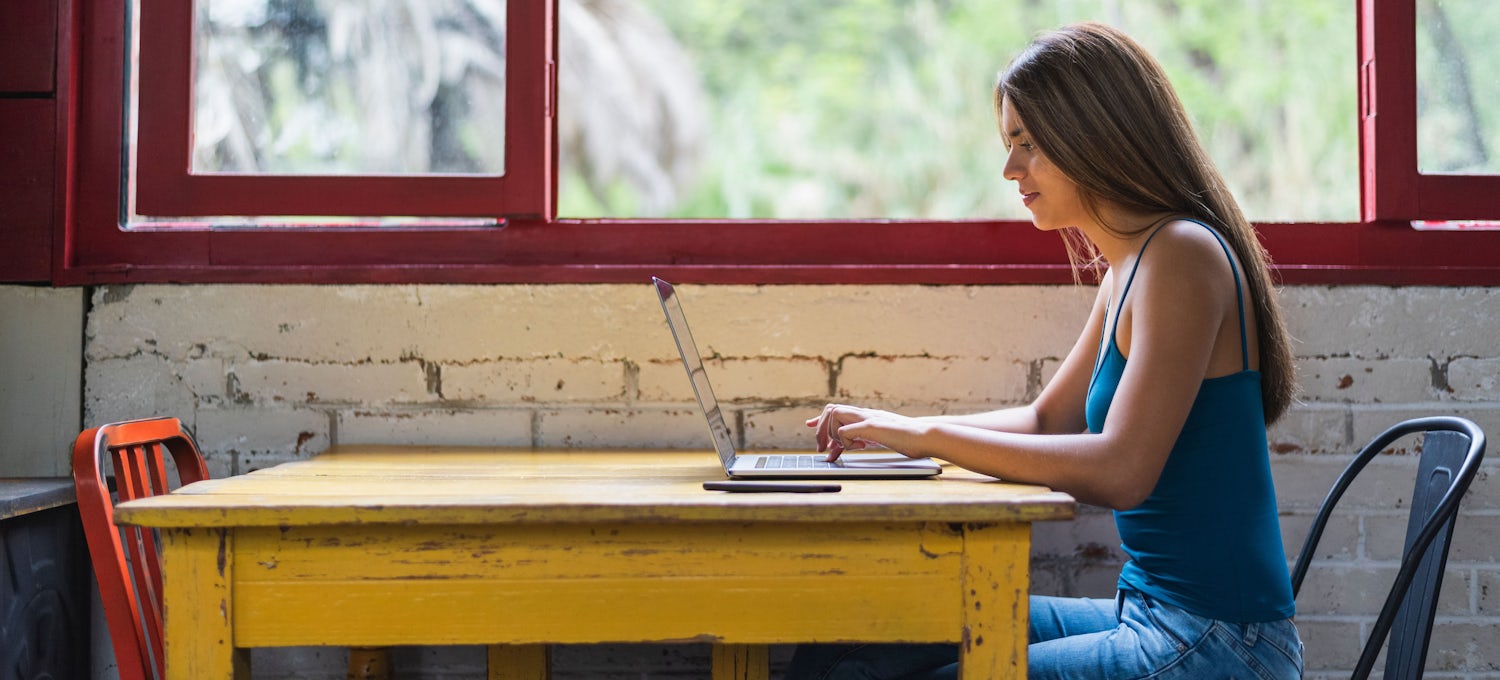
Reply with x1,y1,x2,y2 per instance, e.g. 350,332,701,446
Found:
1020,142,1036,151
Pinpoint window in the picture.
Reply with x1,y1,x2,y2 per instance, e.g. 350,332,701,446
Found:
561,1,1358,224
64,0,557,282
55,0,1500,285
1364,0,1500,223
133,0,549,219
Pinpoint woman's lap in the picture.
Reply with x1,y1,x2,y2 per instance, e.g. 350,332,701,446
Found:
1029,594,1119,644
783,591,1302,680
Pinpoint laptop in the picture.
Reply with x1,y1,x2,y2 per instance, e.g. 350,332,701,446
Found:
652,277,942,479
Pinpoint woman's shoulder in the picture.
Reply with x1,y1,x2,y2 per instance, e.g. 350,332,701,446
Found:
1137,218,1241,292
1154,217,1230,249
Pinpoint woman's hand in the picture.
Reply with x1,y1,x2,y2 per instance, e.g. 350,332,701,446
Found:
805,404,927,461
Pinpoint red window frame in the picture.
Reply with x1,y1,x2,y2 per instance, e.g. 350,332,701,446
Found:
52,0,1500,286
133,2,551,218
1361,0,1500,222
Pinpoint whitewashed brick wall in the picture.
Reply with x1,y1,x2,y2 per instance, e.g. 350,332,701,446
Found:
81,283,1500,679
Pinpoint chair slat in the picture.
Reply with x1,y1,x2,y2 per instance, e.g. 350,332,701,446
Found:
1380,430,1467,679
73,418,208,680
1292,417,1485,680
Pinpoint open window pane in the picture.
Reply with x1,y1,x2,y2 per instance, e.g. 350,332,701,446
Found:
192,0,507,176
557,0,1357,223
132,0,550,219
1416,0,1500,175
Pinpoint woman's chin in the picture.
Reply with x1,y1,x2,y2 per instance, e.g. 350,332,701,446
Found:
1028,216,1064,232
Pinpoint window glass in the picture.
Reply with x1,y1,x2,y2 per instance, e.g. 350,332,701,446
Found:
1417,0,1500,175
191,0,507,176
558,0,1357,222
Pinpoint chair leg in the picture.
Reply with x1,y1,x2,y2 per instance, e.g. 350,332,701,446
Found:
348,646,391,680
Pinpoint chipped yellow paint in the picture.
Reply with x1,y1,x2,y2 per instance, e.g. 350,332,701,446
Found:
234,521,963,582
960,523,1031,677
115,448,1075,528
232,522,965,646
160,527,249,679
118,448,1073,679
712,644,770,680
346,647,390,680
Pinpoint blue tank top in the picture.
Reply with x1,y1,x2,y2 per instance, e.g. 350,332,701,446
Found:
1085,220,1295,623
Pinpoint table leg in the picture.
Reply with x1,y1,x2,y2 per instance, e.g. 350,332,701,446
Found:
348,646,390,679
162,528,250,679
959,523,1030,679
487,644,550,680
711,644,769,680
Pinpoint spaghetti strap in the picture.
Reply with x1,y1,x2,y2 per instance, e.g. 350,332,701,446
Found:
1090,225,1168,384
1109,225,1168,342
1106,219,1251,372
1192,221,1251,372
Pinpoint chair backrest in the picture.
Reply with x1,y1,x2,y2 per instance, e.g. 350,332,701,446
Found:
1290,416,1486,680
72,417,211,680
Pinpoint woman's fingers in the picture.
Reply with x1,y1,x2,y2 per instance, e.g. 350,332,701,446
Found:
813,404,845,451
809,404,880,458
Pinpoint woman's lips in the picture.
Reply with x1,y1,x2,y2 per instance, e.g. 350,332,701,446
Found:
1022,192,1039,207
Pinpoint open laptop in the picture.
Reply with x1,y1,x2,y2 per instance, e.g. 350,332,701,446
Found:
653,277,942,479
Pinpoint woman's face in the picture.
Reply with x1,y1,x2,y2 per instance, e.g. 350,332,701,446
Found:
999,97,1087,232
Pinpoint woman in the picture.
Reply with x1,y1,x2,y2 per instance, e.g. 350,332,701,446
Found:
788,22,1303,680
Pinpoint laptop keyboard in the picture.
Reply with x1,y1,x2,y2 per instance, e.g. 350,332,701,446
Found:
754,454,844,469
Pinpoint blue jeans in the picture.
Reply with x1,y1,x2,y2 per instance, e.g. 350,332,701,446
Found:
784,590,1303,680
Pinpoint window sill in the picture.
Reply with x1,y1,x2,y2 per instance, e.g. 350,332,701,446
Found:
55,220,1500,286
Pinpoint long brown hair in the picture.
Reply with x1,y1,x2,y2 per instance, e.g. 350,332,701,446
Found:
996,22,1296,423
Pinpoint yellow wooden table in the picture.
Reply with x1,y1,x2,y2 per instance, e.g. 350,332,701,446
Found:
114,447,1074,679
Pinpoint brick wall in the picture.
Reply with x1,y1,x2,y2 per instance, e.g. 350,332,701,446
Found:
82,283,1500,679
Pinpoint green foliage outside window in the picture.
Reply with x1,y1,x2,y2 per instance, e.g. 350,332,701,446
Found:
1417,0,1500,175
559,0,1359,222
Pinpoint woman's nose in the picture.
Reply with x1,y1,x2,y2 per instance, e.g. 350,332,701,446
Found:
1002,153,1023,181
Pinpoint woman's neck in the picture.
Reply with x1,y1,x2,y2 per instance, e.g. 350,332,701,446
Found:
1078,208,1179,268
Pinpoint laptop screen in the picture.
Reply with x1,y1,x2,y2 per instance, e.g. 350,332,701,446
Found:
653,278,740,469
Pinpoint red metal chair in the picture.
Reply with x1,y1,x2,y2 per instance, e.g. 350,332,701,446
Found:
72,417,210,680
74,417,394,680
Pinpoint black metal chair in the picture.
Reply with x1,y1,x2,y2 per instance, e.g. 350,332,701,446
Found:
1290,416,1486,680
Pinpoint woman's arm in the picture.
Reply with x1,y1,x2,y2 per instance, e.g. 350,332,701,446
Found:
806,274,1112,452
917,272,1113,436
831,225,1238,509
